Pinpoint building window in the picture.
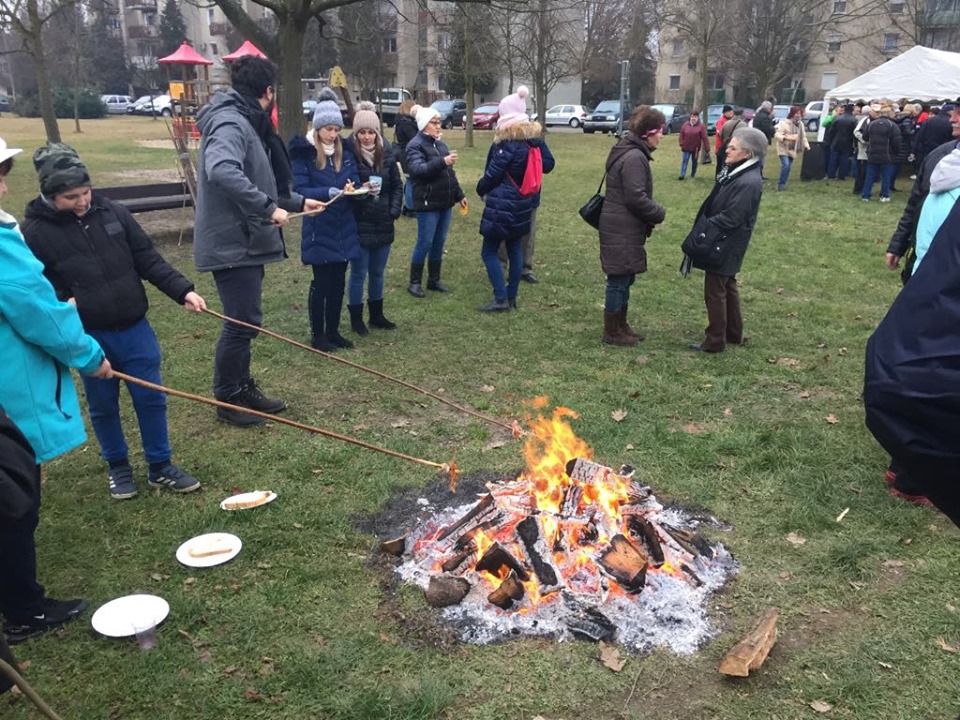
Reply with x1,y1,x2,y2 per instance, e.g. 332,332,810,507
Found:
383,36,397,53
210,43,218,55
144,12,155,25
889,0,904,11
669,74,681,90
883,33,900,51
687,57,696,70
827,35,842,52
207,8,215,24
821,71,838,90
438,32,451,51
832,0,846,12
671,39,684,56
707,73,724,90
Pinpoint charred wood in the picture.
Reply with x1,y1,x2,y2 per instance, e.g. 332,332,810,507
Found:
476,542,530,582
680,562,703,587
627,481,652,504
626,516,665,566
379,535,407,556
516,516,563,591
436,494,496,542
440,549,473,573
563,593,616,642
487,570,525,609
424,576,471,608
561,485,583,516
662,524,714,559
596,534,648,593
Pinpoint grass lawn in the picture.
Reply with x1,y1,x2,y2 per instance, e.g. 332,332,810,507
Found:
1,116,958,720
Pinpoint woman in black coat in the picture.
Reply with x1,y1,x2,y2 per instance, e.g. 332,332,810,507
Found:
393,100,419,216
683,127,767,353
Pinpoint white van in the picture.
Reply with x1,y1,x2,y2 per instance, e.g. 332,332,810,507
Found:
375,88,413,126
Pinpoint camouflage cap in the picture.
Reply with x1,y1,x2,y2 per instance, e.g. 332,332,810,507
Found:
33,143,91,198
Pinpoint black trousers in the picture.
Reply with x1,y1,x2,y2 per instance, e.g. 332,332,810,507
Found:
0,464,44,623
309,262,348,342
212,265,265,400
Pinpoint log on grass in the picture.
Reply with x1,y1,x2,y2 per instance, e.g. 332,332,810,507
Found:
596,534,648,593
379,535,407,556
487,570,525,610
719,608,779,677
425,576,471,608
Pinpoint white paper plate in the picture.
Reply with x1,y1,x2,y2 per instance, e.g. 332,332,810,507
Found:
176,532,242,568
342,187,369,196
91,594,170,638
220,490,277,511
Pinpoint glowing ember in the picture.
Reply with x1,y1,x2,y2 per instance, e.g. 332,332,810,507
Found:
395,403,738,654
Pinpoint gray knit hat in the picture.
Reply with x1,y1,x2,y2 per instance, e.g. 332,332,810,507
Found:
33,143,91,197
312,87,343,129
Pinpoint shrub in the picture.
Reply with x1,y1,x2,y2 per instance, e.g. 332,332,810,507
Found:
12,88,107,119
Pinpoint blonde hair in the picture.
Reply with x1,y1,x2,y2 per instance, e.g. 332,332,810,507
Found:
313,130,343,172
399,99,416,116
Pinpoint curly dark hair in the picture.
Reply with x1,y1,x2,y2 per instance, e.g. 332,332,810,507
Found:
231,56,278,99
627,105,666,137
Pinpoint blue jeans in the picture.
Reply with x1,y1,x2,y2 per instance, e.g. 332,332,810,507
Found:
826,150,851,179
605,274,635,313
482,235,522,301
403,177,413,211
412,208,452,264
862,163,897,199
349,244,392,305
778,155,793,189
82,317,171,465
680,151,699,178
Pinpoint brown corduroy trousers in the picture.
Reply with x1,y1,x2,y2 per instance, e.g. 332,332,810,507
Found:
703,272,743,352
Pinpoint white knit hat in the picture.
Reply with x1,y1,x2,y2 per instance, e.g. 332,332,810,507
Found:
413,104,439,132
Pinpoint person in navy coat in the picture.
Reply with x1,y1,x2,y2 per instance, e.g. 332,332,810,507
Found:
290,88,362,351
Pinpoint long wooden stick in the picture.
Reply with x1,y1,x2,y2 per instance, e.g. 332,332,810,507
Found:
110,371,457,482
286,187,351,220
0,659,62,720
201,308,522,437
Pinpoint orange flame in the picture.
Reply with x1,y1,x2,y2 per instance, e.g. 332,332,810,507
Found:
522,404,593,514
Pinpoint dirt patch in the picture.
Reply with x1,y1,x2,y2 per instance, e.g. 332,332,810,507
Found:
135,208,195,242
135,139,178,150
105,168,182,183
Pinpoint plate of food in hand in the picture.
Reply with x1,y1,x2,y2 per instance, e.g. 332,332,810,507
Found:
342,186,369,196
220,490,277,511
176,532,242,568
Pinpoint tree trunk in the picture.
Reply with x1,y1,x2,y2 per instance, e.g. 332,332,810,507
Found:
25,0,61,144
276,15,308,141
698,42,709,111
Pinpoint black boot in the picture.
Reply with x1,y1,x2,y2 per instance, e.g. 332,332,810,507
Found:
368,299,396,329
408,263,425,298
348,304,368,335
427,259,449,292
309,281,336,351
324,289,353,349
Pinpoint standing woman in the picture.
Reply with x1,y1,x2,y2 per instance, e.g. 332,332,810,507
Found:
598,105,667,346
774,105,809,191
405,104,467,297
393,99,419,217
678,109,708,180
683,127,767,353
289,88,361,351
345,102,402,333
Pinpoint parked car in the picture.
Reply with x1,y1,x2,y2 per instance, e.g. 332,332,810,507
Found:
303,99,317,119
770,104,793,121
127,94,173,117
543,104,591,128
705,104,755,135
101,94,134,115
582,100,623,134
803,100,825,131
651,103,690,134
464,103,500,130
0,94,11,113
431,99,467,129
374,87,413,126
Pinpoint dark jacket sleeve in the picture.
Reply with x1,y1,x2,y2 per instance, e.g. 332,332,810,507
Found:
0,407,38,521
113,201,194,304
619,153,665,226
541,139,556,174
406,138,446,180
387,150,403,219
477,143,513,197
707,175,762,235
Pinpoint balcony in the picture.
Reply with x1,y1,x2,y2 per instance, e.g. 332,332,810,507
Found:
125,0,157,10
128,24,158,39
209,22,232,36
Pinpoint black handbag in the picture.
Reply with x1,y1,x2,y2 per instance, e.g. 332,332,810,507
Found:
578,175,606,229
681,216,730,270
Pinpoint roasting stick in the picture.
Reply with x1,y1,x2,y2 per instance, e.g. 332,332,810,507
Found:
110,371,458,483
200,307,523,438
286,183,360,221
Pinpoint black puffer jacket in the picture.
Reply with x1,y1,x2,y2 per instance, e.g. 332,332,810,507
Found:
393,115,419,173
22,194,193,331
913,113,954,165
344,135,403,248
829,112,858,155
865,116,901,165
405,132,465,212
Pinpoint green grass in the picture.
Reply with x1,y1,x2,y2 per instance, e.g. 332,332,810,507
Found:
2,117,959,720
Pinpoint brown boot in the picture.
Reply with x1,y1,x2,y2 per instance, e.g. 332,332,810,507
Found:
620,305,644,341
603,311,638,346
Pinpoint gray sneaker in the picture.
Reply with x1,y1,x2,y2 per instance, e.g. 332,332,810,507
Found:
108,464,138,500
148,464,201,493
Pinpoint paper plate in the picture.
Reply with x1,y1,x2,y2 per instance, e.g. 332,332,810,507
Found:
91,594,170,638
220,490,277,511
176,532,242,568
342,187,370,196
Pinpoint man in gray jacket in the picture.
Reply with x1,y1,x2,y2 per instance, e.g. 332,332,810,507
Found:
194,57,323,426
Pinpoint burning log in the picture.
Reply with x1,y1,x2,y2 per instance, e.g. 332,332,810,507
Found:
626,516,665,566
560,485,583,516
627,481,652,504
596,535,648,593
379,535,407,556
719,608,779,677
440,549,472,573
516,516,563,592
435,494,499,544
661,525,714,559
476,543,530,582
680,562,703,587
425,576,471,608
563,593,616,642
487,570,524,609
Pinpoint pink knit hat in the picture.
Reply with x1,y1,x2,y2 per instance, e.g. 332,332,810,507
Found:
497,86,531,130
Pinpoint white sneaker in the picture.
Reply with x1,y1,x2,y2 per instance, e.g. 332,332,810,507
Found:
880,197,891,203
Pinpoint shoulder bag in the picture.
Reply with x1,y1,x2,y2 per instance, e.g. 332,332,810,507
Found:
578,174,605,229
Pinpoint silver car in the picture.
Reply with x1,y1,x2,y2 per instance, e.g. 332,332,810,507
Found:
544,104,591,128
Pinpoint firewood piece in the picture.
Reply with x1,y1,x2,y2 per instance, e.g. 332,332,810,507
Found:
453,519,504,552
596,534,648,593
626,516,665,566
561,485,583,516
487,570,525,609
441,549,472,573
476,542,530,582
436,494,495,542
563,593,616,641
719,608,779,677
661,524,715,559
379,535,407,556
627,481,652,504
424,576,471,608
516,516,563,591
680,562,703,587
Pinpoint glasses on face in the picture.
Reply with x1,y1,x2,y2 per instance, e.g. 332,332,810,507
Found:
427,119,442,126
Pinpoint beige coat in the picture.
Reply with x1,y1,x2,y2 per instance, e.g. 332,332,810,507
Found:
775,118,810,158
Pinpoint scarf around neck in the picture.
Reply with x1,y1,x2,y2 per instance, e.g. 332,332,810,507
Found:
238,93,293,198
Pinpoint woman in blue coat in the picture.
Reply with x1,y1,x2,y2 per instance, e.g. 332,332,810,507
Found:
476,87,553,312
290,89,361,351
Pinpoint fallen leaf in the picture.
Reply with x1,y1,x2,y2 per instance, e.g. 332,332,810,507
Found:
787,311,797,317
634,355,648,366
786,532,807,546
243,688,265,702
855,314,863,320
825,414,839,425
198,648,213,664
482,439,507,452
625,443,635,450
680,422,705,434
723,408,733,417
390,419,410,428
836,507,850,523
18,660,31,672
816,342,827,348
935,637,959,653
10,686,21,697
479,384,495,393
798,391,811,399
352,423,368,431
775,287,784,295
809,700,833,713
598,641,626,672
183,577,196,586
947,603,957,614
881,559,906,568
256,562,273,570
838,347,847,356
222,665,239,676
150,573,169,582
611,409,628,423
769,357,801,367
779,571,791,579
293,523,304,529
878,661,893,669
503,682,512,693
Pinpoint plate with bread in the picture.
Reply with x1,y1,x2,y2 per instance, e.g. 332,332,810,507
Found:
220,490,277,511
176,532,242,568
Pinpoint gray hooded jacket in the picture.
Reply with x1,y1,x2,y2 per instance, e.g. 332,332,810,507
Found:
193,89,304,272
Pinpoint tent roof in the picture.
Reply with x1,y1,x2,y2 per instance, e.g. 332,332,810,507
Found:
158,42,214,66
825,45,960,102
222,41,267,61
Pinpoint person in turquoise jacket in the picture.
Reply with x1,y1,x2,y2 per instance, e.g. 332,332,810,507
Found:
0,137,112,643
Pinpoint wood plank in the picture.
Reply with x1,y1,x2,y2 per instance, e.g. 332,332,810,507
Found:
719,608,779,677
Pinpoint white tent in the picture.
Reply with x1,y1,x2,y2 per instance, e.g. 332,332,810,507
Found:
825,45,960,102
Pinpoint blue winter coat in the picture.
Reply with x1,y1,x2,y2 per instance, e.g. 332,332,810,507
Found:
476,124,555,243
289,134,361,266
344,135,403,249
0,211,104,463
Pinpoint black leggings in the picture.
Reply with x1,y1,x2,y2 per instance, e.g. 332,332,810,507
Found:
309,262,348,342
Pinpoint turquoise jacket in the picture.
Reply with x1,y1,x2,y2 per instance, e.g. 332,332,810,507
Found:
0,210,104,463
915,149,960,272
